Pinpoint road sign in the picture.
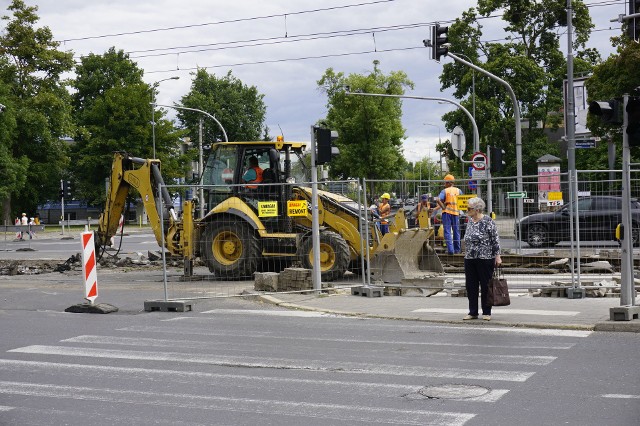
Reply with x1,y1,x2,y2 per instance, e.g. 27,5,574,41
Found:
507,191,527,199
575,139,596,149
471,151,487,170
524,198,534,203
222,168,234,183
471,168,486,180
452,126,466,159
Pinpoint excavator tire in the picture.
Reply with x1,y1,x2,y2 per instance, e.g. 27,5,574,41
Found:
202,220,260,280
300,230,350,282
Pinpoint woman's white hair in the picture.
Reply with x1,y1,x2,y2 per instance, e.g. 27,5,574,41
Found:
467,197,486,212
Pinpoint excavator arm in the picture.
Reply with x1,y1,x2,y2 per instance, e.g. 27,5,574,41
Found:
96,152,182,252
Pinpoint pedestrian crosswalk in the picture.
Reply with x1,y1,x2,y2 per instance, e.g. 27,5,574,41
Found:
0,309,594,425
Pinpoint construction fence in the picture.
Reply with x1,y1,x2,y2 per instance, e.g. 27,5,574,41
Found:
150,170,639,302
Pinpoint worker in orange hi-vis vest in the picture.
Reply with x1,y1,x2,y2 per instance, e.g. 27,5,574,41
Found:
437,174,463,254
242,156,263,189
378,193,391,235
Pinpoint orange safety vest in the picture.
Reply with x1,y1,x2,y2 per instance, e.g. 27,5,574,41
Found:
443,186,460,216
246,167,264,189
379,202,391,224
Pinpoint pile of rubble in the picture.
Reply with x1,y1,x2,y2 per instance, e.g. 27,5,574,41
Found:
0,251,175,276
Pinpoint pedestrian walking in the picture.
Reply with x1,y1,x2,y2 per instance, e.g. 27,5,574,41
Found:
436,174,462,254
14,216,22,240
378,193,391,235
28,217,36,239
462,197,502,321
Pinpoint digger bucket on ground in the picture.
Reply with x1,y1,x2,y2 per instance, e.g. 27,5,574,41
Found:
369,227,444,283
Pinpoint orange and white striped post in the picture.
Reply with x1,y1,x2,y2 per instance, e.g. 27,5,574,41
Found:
81,229,98,303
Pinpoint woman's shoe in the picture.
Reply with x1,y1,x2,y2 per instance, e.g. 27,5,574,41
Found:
463,315,478,320
483,315,491,321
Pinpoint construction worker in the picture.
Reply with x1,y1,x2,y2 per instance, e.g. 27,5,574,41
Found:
379,193,391,235
242,156,263,189
437,174,462,254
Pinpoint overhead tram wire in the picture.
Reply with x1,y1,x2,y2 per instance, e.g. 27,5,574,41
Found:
57,0,397,43
144,46,426,75
128,23,436,59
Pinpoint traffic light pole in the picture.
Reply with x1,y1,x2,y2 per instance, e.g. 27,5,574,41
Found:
610,94,640,320
309,126,322,292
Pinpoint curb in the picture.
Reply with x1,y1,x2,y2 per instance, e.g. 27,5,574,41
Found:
256,295,602,331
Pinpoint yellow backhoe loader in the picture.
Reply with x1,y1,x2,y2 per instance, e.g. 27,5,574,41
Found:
95,139,444,283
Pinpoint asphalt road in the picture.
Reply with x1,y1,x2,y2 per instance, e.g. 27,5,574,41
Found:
0,275,638,426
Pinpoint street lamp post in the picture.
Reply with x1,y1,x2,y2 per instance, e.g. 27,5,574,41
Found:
153,103,228,218
151,76,180,159
449,52,475,121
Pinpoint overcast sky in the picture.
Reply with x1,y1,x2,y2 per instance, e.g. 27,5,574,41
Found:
17,0,626,163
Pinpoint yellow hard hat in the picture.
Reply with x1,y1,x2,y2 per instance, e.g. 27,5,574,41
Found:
381,193,390,199
444,174,455,181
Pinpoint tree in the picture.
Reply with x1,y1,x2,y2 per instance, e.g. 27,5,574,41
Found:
317,61,414,195
438,1,596,177
0,0,75,221
178,69,267,143
71,48,185,205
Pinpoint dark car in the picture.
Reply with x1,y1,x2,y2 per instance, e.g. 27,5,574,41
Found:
516,196,640,248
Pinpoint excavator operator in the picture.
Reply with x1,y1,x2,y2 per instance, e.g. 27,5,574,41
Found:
242,156,264,189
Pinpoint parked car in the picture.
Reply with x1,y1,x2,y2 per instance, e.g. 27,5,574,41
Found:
516,196,640,248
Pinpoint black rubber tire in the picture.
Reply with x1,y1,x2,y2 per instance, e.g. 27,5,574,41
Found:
300,230,350,282
526,224,552,248
201,221,260,280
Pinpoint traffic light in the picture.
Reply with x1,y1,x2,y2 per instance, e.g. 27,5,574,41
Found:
489,146,506,173
626,97,640,147
629,1,640,41
63,180,72,199
314,127,339,165
431,24,449,62
59,180,64,199
588,100,622,125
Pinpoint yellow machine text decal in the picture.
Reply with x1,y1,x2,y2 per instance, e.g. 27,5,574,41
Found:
457,194,474,211
258,201,278,217
287,200,308,216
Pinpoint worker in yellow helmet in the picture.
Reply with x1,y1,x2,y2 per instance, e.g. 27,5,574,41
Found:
379,193,391,235
437,174,463,254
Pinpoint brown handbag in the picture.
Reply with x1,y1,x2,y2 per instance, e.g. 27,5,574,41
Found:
489,267,510,306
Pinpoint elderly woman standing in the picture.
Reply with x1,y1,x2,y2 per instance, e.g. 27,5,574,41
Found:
462,197,502,321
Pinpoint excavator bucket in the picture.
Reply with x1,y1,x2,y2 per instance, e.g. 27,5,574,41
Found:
370,228,444,278
368,211,447,295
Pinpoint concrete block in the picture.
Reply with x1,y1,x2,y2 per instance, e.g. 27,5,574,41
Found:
351,286,384,297
144,300,193,312
254,272,279,292
609,306,640,321
566,287,586,299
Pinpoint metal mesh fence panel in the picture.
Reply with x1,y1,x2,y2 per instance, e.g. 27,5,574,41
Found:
145,170,638,302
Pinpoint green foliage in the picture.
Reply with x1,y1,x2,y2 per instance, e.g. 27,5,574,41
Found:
585,40,640,167
178,69,267,143
0,0,75,221
71,48,186,205
317,61,413,194
439,1,594,177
